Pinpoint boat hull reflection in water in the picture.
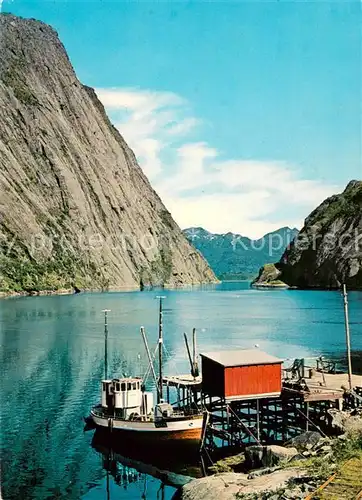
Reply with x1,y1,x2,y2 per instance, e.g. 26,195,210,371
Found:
91,428,202,490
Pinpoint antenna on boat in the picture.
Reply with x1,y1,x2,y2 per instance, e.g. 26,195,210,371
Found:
156,296,166,403
342,284,353,390
102,309,111,380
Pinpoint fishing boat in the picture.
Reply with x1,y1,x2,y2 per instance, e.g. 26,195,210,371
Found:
90,297,203,442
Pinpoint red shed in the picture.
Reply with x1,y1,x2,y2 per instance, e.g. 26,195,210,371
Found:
201,349,283,400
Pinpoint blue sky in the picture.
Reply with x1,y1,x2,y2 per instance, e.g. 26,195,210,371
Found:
2,0,361,237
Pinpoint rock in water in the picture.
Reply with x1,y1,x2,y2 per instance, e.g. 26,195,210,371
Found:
251,263,288,288
278,180,362,289
0,14,216,293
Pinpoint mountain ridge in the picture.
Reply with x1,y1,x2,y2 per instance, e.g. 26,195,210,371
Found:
183,226,299,279
277,180,362,289
0,13,217,294
253,180,362,289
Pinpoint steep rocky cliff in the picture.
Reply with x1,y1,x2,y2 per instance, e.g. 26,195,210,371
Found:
254,181,362,289
0,14,216,293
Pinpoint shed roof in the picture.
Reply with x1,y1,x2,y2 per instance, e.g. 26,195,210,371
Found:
201,349,283,368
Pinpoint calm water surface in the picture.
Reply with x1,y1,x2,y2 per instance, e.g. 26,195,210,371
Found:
1,282,362,500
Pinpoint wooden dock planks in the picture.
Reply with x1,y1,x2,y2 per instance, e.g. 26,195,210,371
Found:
302,372,362,402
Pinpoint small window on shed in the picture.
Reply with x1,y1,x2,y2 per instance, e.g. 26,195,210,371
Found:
127,383,131,391
121,383,126,391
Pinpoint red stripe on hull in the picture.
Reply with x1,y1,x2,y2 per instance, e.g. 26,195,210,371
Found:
98,426,202,442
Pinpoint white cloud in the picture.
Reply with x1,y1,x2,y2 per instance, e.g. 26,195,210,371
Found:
167,117,200,136
96,87,340,239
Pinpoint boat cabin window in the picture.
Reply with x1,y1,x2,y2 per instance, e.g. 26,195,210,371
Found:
127,383,131,390
102,382,106,391
121,383,126,391
132,382,136,390
116,382,120,391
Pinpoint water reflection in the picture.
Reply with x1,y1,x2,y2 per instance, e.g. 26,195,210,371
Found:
89,429,202,499
1,284,361,500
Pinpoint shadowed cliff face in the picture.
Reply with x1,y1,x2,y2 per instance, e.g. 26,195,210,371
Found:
0,14,216,292
277,180,362,289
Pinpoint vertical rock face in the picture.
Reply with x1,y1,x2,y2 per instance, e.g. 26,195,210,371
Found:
0,14,216,292
278,181,362,289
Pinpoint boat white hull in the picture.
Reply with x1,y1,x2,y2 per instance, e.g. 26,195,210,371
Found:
90,410,203,441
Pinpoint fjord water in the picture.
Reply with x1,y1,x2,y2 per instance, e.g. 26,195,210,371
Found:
1,282,362,500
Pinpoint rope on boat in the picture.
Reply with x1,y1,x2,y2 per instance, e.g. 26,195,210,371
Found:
142,342,159,386
163,343,181,376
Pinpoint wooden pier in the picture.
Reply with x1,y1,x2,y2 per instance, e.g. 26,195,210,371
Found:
163,374,202,409
159,344,361,461
188,352,362,459
194,285,362,458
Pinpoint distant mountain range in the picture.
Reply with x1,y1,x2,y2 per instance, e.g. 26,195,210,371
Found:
183,226,299,280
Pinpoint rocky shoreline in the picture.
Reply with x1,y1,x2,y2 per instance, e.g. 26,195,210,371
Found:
175,415,362,500
0,280,221,299
0,288,76,298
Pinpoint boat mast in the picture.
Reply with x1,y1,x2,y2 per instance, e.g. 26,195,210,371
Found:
342,284,353,390
157,296,165,403
192,327,199,377
102,309,111,379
